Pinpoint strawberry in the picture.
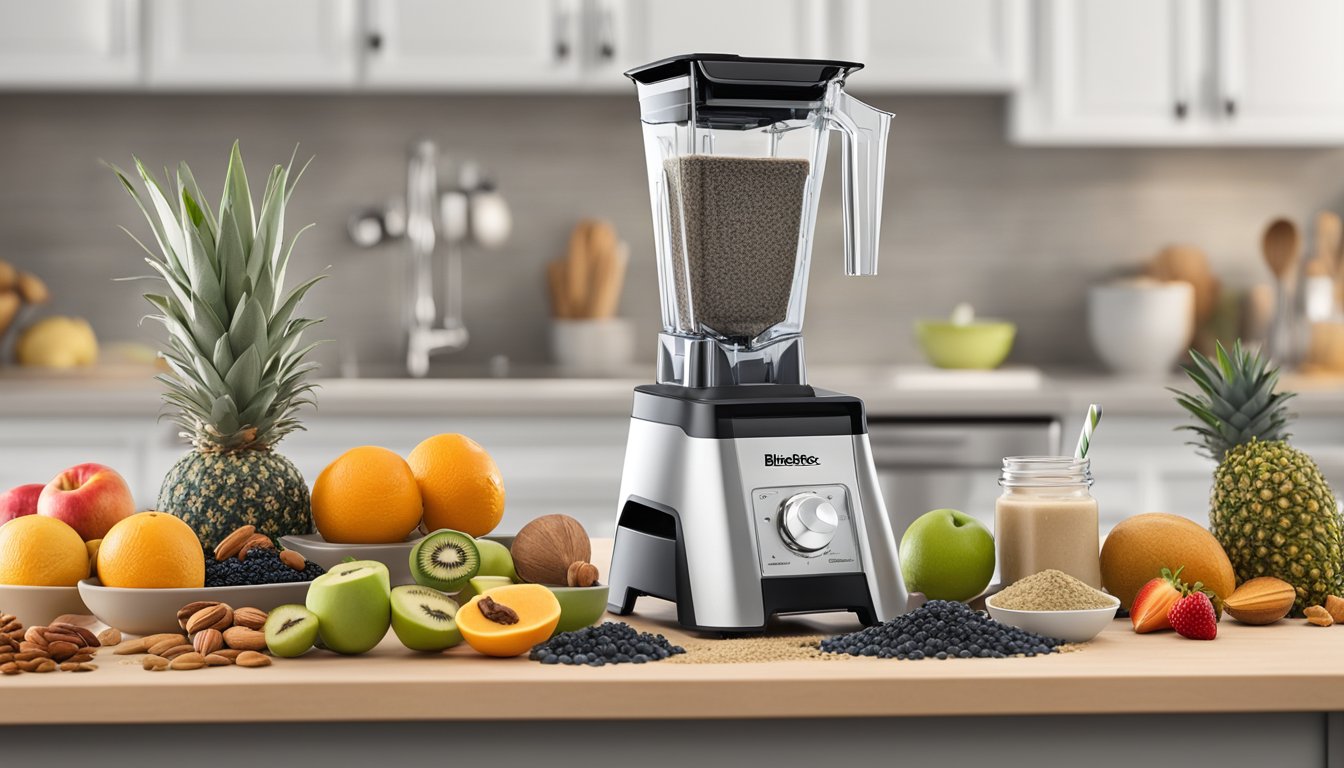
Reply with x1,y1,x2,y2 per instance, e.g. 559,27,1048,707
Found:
1168,591,1218,640
1131,567,1187,633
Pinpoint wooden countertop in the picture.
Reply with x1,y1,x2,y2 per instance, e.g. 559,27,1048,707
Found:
6,541,1343,724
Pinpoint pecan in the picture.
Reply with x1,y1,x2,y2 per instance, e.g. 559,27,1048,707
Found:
68,651,94,665
0,652,12,664
478,596,520,625
15,650,47,662
192,628,224,656
566,561,599,588
213,525,256,561
28,659,56,673
231,607,268,631
177,601,220,628
238,533,275,561
142,655,170,671
97,628,122,647
50,623,99,647
222,627,267,651
45,641,79,661
0,662,18,675
60,661,95,672
235,651,272,668
19,642,47,655
279,550,307,571
23,627,48,647
185,604,233,634
170,652,206,670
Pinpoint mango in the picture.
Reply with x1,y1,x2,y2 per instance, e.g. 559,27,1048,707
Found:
1100,513,1236,610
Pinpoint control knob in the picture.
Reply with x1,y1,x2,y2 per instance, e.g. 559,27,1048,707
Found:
780,493,837,553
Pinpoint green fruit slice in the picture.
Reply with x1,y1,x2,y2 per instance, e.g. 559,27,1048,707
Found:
305,559,392,655
264,604,320,658
410,529,480,592
461,575,513,601
475,539,518,581
390,585,462,652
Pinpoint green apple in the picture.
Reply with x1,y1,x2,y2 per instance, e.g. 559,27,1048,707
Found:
390,585,462,652
476,539,518,581
460,575,512,601
305,559,391,654
899,508,995,602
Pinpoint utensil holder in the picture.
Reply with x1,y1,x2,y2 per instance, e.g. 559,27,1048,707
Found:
549,318,635,374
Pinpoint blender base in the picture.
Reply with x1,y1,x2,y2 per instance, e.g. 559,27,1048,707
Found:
606,385,907,633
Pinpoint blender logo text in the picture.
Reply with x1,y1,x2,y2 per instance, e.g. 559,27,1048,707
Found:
764,453,821,467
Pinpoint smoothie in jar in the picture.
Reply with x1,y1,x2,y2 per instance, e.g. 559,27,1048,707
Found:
996,457,1102,588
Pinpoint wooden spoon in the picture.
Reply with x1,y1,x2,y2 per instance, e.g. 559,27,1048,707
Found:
1262,218,1300,281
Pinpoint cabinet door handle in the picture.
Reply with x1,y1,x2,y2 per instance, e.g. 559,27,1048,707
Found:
1174,101,1188,120
1224,98,1237,118
366,32,383,52
553,2,572,62
596,3,616,60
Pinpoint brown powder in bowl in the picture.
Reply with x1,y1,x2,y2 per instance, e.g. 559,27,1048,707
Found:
994,569,1115,611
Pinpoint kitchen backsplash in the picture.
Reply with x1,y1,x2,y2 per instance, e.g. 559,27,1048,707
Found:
3,92,1344,373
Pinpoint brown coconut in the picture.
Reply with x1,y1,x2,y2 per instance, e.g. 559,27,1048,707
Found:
1100,512,1236,610
511,514,592,586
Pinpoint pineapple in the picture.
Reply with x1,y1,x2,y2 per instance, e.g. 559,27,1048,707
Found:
113,142,324,548
1174,340,1344,613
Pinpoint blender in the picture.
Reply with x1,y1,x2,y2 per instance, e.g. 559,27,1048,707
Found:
606,54,908,631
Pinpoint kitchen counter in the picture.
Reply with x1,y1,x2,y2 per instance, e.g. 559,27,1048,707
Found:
3,366,1344,419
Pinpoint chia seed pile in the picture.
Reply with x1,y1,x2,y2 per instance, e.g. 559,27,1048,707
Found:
529,621,685,666
819,600,1064,660
204,549,326,587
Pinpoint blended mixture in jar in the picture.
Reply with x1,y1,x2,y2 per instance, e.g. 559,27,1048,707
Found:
662,155,810,340
996,495,1102,588
994,569,1114,611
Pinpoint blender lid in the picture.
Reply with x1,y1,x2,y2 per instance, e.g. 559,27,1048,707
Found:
626,53,864,128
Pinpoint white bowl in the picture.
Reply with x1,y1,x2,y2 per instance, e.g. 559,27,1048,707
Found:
279,534,421,586
985,592,1121,643
1088,280,1194,377
78,579,312,636
0,584,90,626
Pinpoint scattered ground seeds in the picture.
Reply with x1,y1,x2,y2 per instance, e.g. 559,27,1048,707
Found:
529,621,684,666
820,600,1064,659
668,634,836,664
993,569,1115,611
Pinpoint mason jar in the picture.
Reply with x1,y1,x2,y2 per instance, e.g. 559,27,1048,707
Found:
996,456,1102,588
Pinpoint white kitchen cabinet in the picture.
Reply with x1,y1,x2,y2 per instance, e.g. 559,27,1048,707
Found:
363,0,582,89
145,0,358,89
0,0,141,87
830,0,1027,92
589,0,826,89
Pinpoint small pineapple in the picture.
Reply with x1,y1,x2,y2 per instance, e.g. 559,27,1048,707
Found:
114,142,324,548
1173,340,1344,613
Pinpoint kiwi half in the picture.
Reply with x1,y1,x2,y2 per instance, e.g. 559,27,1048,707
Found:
264,604,320,658
410,529,481,592
391,585,462,651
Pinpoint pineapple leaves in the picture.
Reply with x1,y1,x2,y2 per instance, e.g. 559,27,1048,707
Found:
115,142,323,452
1172,339,1296,459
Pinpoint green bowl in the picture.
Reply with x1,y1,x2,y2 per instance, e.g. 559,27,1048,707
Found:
915,320,1016,369
546,584,610,635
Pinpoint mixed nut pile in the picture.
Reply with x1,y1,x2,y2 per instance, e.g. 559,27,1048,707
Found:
114,601,273,671
0,612,117,674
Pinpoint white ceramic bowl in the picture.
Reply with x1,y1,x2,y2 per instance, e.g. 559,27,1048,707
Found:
1088,280,1194,377
984,592,1121,643
279,534,421,586
0,585,90,626
78,579,312,636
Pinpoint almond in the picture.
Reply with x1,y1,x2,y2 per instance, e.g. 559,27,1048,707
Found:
170,652,206,670
205,653,234,667
177,601,220,628
59,661,95,672
31,659,57,673
192,628,224,656
114,639,149,655
15,650,47,662
232,607,268,631
213,648,244,660
235,650,272,668
186,604,233,634
1306,605,1335,627
147,636,189,656
1326,595,1344,624
0,662,18,675
238,533,275,561
222,626,267,651
213,525,256,561
161,643,195,659
142,655,170,671
1223,577,1296,625
279,550,307,571
69,652,95,664
97,628,122,647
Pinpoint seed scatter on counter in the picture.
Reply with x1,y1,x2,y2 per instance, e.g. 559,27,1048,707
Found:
820,600,1064,659
995,569,1115,611
529,621,685,666
205,548,325,587
667,634,836,664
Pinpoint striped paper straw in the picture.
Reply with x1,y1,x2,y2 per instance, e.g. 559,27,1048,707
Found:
1074,403,1103,459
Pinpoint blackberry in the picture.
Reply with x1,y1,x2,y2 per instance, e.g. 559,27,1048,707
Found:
204,548,325,587
529,621,685,666
819,600,1062,660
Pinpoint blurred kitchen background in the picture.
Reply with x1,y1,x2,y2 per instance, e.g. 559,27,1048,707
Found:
3,0,1344,538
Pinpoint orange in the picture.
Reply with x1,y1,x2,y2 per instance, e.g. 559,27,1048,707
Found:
96,511,205,589
407,434,505,538
0,515,90,586
312,446,423,544
457,584,561,657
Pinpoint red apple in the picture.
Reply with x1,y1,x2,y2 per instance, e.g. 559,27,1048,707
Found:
37,463,135,541
0,483,43,525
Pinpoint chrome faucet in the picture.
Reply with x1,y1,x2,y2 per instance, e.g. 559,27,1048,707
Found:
404,140,467,378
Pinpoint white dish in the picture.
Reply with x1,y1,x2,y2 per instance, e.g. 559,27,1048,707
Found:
0,584,90,627
78,579,312,636
279,534,421,586
984,592,1121,643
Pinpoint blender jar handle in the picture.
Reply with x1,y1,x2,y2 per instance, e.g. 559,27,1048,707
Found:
828,90,892,276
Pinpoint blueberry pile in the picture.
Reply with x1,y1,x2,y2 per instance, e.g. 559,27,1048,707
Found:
530,621,685,666
204,549,325,587
820,600,1063,660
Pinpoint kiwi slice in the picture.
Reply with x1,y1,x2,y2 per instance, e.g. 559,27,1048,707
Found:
390,585,462,652
410,529,480,592
264,604,320,658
